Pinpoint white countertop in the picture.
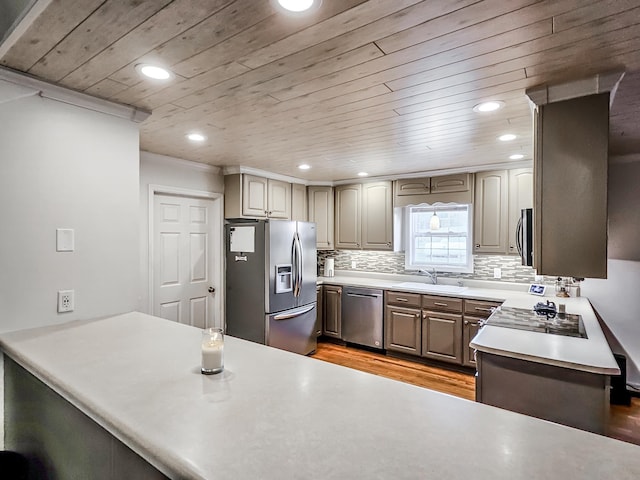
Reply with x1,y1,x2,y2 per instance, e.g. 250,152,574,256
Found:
1,312,638,479
318,273,620,374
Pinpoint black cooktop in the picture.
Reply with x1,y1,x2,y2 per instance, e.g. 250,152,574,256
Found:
485,306,588,339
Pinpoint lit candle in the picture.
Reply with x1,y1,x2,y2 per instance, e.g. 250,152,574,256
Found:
201,328,224,374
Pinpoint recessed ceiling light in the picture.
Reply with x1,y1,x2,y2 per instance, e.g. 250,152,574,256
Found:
298,164,311,170
498,133,517,142
357,172,368,177
277,0,315,12
472,101,505,113
136,64,172,80
509,154,524,160
186,133,206,142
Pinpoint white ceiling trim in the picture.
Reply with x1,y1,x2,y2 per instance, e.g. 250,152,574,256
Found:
0,66,150,123
224,159,534,186
141,151,221,174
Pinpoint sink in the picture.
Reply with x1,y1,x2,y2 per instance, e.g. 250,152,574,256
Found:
391,282,468,294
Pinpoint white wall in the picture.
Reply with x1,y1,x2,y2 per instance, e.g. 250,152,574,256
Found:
582,160,640,390
0,93,141,447
0,94,140,331
138,151,224,313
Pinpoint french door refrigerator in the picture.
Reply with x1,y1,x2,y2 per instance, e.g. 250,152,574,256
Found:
225,220,317,355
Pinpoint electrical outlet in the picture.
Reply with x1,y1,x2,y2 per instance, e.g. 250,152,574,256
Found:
58,290,74,313
493,268,502,279
351,260,357,269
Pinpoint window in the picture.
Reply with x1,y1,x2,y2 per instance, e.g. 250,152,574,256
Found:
405,204,473,273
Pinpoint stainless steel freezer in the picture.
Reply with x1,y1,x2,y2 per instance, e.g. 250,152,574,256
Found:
225,220,317,355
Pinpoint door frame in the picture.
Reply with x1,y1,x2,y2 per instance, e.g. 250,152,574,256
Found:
148,184,224,328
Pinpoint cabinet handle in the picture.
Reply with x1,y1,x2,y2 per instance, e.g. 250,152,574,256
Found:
386,242,391,246
464,320,469,325
474,307,492,312
434,302,448,307
475,244,480,248
422,312,427,319
396,298,409,302
415,313,420,319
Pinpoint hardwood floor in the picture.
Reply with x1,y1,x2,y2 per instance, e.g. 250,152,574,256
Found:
311,341,640,446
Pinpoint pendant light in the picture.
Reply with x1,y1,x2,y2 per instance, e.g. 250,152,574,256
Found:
430,211,440,230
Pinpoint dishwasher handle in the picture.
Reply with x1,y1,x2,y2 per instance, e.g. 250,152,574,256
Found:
346,292,381,299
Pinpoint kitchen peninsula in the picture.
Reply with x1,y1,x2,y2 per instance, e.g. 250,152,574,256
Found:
2,312,638,479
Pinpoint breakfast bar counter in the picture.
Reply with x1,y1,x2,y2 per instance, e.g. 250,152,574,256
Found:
1,312,639,479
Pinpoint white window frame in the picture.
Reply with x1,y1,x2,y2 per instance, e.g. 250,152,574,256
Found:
404,203,474,274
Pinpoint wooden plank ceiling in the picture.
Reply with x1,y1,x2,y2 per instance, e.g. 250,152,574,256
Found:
1,0,639,181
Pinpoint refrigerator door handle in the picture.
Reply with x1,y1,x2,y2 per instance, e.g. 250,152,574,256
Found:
296,232,303,296
292,232,301,297
516,215,523,257
273,304,314,320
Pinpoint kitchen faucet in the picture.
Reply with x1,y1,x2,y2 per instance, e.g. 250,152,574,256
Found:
418,268,438,285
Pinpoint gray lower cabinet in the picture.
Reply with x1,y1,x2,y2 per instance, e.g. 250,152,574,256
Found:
421,310,463,364
323,285,342,339
463,299,501,367
385,305,421,355
315,286,323,337
462,316,482,367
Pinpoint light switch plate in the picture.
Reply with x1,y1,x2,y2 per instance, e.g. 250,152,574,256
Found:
56,228,74,252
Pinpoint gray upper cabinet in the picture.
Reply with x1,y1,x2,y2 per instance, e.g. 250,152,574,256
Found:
266,178,291,219
241,174,268,217
335,184,362,249
291,183,307,221
308,186,334,250
430,173,471,194
394,173,472,207
224,174,291,219
336,181,392,250
533,93,608,278
507,168,533,254
474,170,508,254
395,177,431,196
361,181,393,250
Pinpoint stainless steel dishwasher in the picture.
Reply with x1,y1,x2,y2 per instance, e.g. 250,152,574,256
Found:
342,287,384,349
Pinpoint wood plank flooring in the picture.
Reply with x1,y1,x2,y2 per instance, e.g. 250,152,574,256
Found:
311,341,640,446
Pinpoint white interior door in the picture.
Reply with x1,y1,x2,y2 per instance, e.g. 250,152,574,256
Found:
153,194,221,329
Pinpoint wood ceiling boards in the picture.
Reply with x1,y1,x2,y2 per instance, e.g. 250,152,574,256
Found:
2,0,639,181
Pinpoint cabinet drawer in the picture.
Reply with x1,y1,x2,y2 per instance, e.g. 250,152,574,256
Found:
464,299,501,318
422,295,463,313
385,291,422,308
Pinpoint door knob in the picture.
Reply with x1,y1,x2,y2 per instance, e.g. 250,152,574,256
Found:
208,287,215,293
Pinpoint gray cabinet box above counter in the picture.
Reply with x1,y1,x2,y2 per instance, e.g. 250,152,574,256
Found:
394,173,473,207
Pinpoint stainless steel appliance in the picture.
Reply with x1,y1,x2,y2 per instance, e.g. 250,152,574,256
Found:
342,287,383,349
516,208,533,266
483,305,587,338
225,220,317,355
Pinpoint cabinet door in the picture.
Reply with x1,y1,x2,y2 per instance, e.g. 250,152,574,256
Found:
422,310,463,365
308,186,334,250
395,177,430,196
361,181,392,250
323,285,342,338
463,315,482,367
267,179,291,219
315,286,323,337
335,184,361,249
430,173,471,193
385,305,421,355
507,168,533,254
291,183,307,221
474,170,508,254
242,174,268,217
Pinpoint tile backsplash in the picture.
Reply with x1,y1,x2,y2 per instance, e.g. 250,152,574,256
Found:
317,250,555,284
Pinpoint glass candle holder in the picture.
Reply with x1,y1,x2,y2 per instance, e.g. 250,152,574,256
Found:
201,328,224,375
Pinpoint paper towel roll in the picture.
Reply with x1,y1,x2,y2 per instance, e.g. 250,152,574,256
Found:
324,258,335,277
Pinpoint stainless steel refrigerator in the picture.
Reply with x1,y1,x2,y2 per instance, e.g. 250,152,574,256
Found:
225,220,317,355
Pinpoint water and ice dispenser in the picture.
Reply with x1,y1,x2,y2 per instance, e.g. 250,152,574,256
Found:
275,264,293,293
